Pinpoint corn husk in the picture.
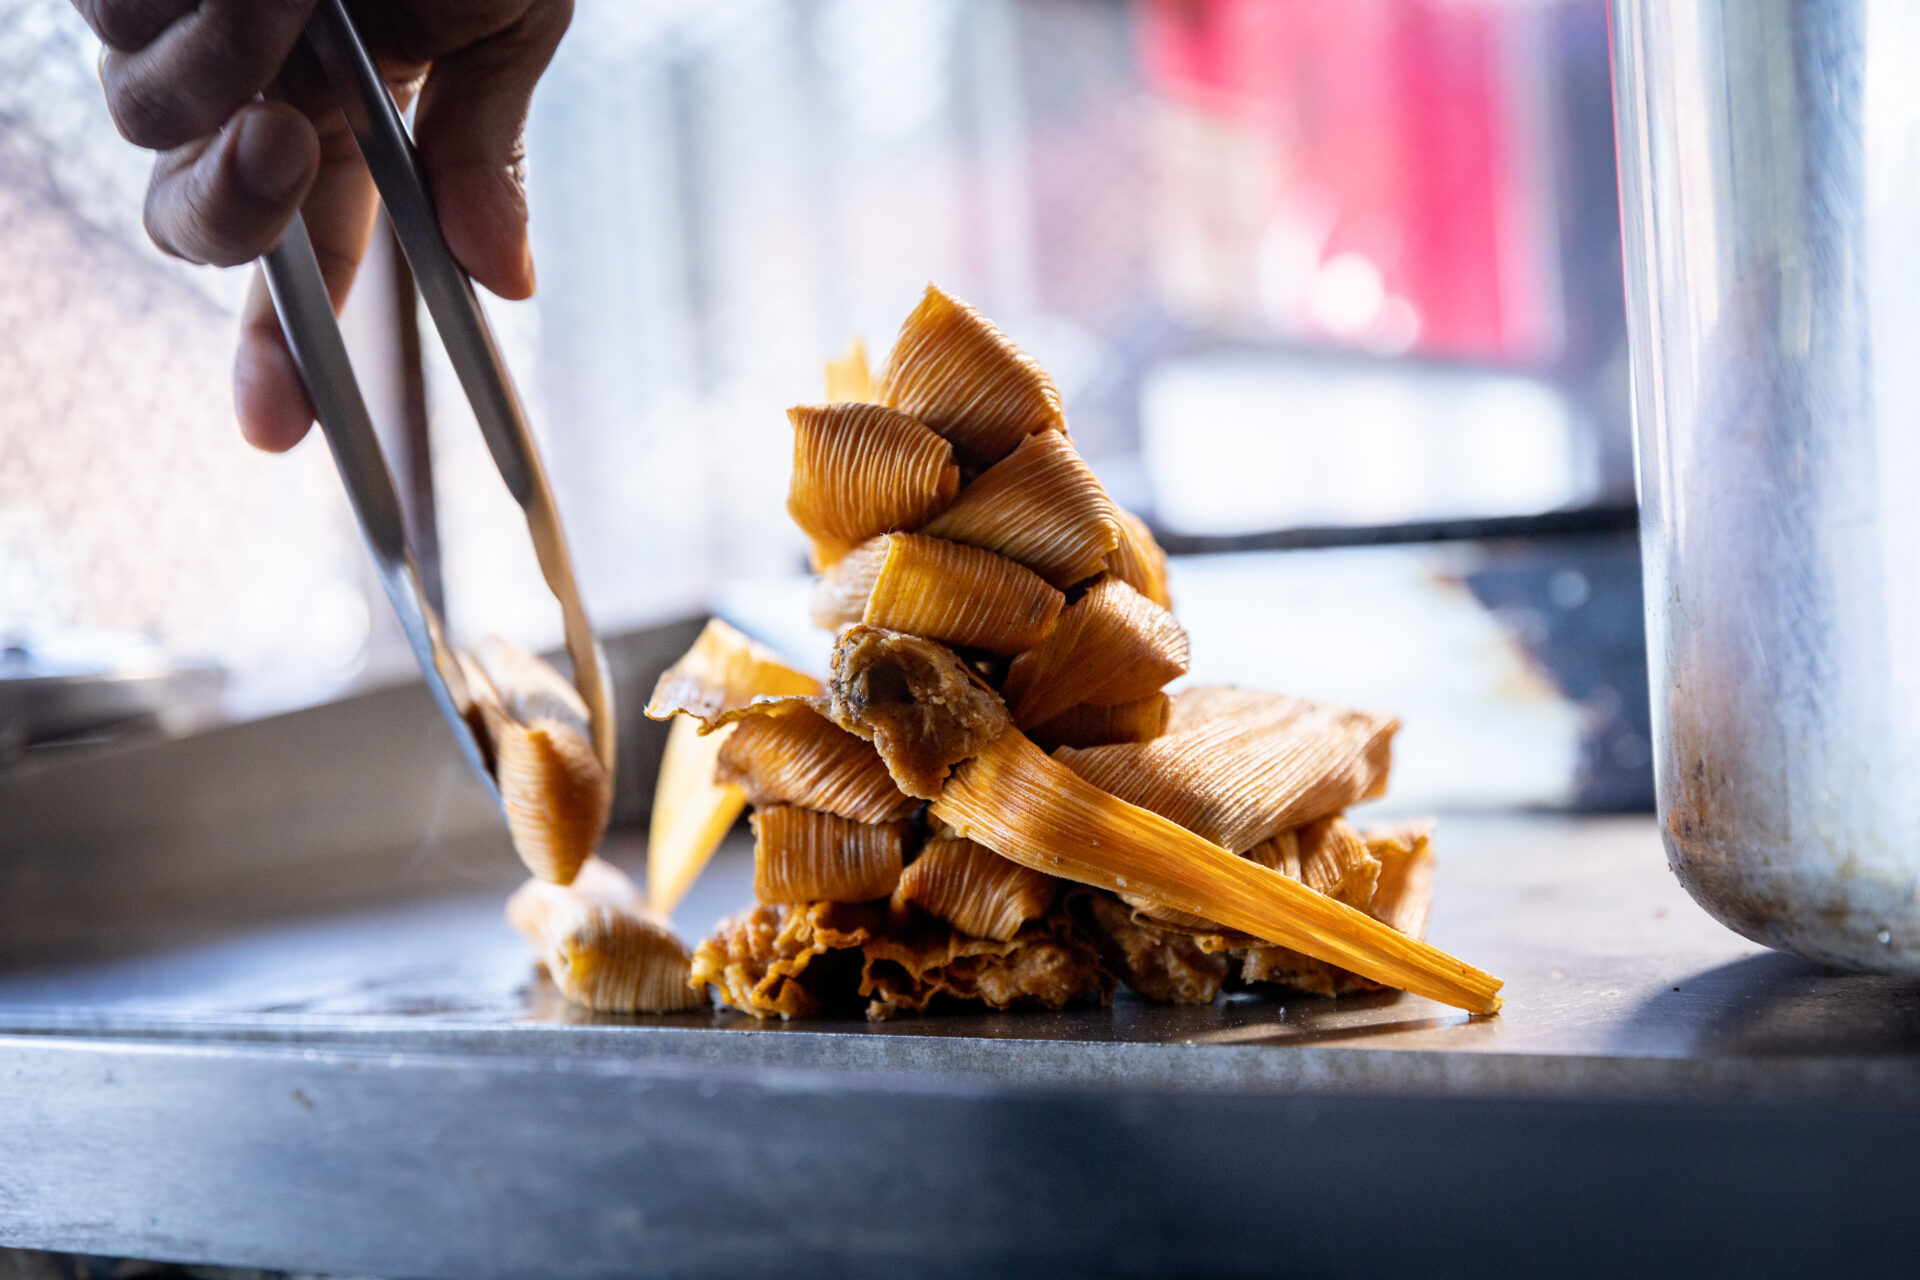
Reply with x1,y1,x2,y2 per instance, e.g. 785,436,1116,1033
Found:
1363,820,1436,938
1108,507,1171,609
824,337,878,403
1000,576,1190,729
929,729,1502,1013
827,625,1011,799
506,858,703,1012
918,430,1118,588
811,533,1064,657
880,284,1066,468
1299,815,1380,909
1027,693,1171,750
460,638,610,886
892,835,1058,942
1054,686,1396,855
787,402,960,569
645,620,824,912
645,618,824,729
716,700,915,823
751,805,908,904
690,900,879,1019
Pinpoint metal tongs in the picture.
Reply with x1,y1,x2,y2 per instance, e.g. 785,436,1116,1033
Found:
259,0,613,804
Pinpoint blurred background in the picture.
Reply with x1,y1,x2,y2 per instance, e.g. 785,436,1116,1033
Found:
0,0,1644,815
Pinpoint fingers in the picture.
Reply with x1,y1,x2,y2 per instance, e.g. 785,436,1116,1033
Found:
412,0,572,300
144,100,319,267
235,268,315,453
232,107,383,452
96,0,316,151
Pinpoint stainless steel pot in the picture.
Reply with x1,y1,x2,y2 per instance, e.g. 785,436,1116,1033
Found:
1613,0,1920,972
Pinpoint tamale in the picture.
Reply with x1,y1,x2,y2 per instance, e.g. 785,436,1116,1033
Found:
826,625,1010,799
644,620,824,911
1054,686,1397,855
861,909,1110,1019
812,533,1064,656
1000,576,1190,729
506,858,702,1012
1026,693,1171,750
824,337,878,403
690,900,880,1019
1363,820,1436,938
930,729,1502,1013
880,284,1066,468
644,617,824,729
1298,815,1381,909
715,700,916,823
750,805,908,904
892,834,1059,942
1108,506,1172,609
1083,892,1228,1005
460,638,610,886
787,402,960,569
918,430,1118,588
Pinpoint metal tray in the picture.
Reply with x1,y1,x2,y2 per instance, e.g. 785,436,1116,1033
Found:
3,646,1918,1277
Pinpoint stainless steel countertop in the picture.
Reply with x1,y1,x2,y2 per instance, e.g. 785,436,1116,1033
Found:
5,814,1919,1277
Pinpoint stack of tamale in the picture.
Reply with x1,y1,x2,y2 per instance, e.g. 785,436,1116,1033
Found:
523,285,1503,1020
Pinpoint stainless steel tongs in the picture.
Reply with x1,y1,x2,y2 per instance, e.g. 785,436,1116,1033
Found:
259,0,614,804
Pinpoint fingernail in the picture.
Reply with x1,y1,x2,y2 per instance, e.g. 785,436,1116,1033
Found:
235,111,309,204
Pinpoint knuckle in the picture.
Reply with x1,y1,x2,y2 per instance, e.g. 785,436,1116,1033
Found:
105,70,192,149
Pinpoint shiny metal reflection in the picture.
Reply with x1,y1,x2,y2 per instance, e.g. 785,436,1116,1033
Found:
1613,0,1920,972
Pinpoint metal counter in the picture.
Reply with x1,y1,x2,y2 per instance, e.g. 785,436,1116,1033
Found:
4,814,1918,1277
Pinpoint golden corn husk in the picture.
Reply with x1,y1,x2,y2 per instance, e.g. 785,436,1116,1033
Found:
918,430,1119,588
716,700,916,823
880,284,1066,468
1299,815,1381,909
645,618,824,729
824,337,878,403
460,638,610,886
892,835,1058,942
1000,576,1190,729
1108,507,1172,609
929,729,1502,1013
1027,693,1171,750
827,625,1011,799
1053,686,1397,855
506,858,703,1012
690,900,879,1019
645,620,825,912
787,402,960,569
1364,820,1436,938
648,717,745,915
751,805,908,904
811,533,1064,657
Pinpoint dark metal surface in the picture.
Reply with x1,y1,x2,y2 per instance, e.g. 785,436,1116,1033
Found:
4,815,1920,1275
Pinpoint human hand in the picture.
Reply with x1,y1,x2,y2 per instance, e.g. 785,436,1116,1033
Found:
74,0,573,451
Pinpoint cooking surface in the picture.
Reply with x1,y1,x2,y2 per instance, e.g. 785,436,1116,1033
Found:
6,814,1918,1100
7,813,1920,1278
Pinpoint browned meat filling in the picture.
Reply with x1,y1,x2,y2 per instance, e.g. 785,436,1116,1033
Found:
827,625,1011,799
